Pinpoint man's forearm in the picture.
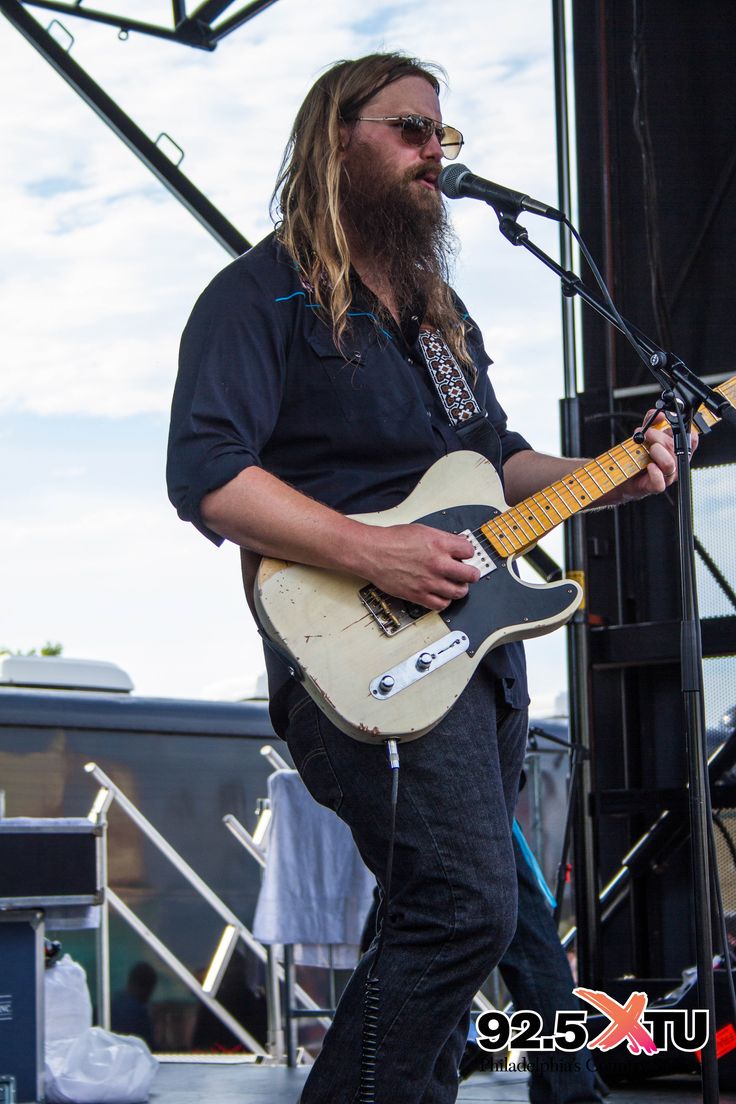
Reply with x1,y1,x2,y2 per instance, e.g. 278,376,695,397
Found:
201,467,369,574
201,466,481,612
503,450,588,507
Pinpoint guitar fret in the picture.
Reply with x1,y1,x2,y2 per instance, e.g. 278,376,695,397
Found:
596,458,619,488
600,450,626,481
620,440,649,472
586,464,607,492
509,509,538,542
562,474,588,506
489,507,548,553
546,487,573,517
486,443,644,561
530,496,558,533
489,519,525,551
554,483,580,512
570,472,592,505
481,520,519,555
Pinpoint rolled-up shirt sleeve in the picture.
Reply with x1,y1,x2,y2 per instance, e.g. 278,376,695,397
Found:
167,265,287,544
491,404,533,466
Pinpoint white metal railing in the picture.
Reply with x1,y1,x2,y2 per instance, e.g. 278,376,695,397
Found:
84,760,330,1060
227,751,496,1060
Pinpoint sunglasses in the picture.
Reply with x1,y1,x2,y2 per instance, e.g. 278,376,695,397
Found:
352,114,464,160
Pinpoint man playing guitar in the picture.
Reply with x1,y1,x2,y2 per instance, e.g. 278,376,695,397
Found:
168,52,681,1103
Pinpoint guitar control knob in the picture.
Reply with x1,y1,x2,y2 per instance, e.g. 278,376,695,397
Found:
378,675,395,695
416,652,433,671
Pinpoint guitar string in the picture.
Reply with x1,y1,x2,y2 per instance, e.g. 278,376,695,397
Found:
377,382,731,601
465,374,736,561
465,438,651,561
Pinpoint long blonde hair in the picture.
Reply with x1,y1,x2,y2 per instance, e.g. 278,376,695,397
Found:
272,53,471,369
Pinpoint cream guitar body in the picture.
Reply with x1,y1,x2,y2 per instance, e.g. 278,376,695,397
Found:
255,451,581,743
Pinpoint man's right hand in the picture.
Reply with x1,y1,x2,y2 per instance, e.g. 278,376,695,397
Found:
357,523,480,611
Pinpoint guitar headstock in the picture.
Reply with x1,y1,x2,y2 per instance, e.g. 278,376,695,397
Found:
693,375,736,435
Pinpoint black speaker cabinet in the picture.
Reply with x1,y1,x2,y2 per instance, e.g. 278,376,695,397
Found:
0,818,102,907
0,911,44,1103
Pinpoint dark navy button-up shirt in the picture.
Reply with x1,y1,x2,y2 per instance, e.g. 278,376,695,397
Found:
167,232,533,719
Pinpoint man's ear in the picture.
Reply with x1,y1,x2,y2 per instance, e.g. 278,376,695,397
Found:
338,121,353,157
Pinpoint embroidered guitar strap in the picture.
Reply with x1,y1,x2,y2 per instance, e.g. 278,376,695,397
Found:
417,329,480,423
416,329,501,469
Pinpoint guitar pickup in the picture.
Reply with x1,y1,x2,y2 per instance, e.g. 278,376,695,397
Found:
458,530,497,578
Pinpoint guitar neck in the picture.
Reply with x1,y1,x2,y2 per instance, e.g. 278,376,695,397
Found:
481,375,736,560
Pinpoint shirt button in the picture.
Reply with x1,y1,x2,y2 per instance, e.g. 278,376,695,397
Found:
407,357,414,365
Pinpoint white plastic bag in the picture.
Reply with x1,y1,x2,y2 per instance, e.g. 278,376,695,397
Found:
45,1027,158,1104
45,954,93,1044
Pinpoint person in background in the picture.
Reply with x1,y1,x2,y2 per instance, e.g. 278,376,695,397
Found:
111,960,157,1047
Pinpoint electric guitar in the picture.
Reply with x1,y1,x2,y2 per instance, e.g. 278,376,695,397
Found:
255,376,735,744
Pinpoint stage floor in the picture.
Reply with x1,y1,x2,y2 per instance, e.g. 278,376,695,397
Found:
150,1056,735,1103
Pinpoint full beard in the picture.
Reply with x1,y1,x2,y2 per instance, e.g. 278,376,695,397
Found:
341,143,458,323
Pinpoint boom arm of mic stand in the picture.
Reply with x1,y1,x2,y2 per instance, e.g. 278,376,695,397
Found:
559,726,736,950
496,215,660,360
495,215,733,426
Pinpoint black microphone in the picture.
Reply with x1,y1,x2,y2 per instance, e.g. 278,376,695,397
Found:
438,163,564,221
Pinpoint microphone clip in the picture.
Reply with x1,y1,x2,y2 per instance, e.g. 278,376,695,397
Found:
497,215,529,246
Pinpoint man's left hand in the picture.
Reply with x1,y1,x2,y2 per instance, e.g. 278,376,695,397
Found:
502,413,699,511
623,412,699,502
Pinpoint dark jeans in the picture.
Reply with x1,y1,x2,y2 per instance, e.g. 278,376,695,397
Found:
283,668,528,1104
500,833,604,1104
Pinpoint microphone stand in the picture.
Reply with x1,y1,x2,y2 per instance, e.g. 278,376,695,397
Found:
492,209,735,1103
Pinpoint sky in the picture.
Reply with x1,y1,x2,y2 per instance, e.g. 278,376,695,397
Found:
0,0,731,726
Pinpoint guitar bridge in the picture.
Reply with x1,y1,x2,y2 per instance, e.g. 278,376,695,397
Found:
359,586,428,636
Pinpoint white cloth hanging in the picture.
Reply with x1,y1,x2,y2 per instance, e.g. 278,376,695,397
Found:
253,769,375,967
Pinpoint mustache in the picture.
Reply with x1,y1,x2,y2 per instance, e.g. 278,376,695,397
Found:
346,163,440,194
410,165,440,186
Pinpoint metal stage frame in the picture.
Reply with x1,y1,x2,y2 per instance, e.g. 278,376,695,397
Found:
0,0,253,255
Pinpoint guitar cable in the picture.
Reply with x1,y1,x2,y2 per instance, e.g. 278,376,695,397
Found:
360,738,401,1104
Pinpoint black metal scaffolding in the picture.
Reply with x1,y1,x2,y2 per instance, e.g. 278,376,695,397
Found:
569,0,736,990
0,0,259,255
11,0,278,49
